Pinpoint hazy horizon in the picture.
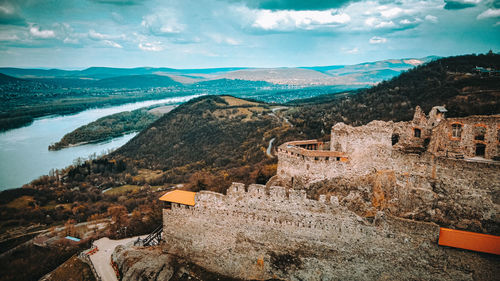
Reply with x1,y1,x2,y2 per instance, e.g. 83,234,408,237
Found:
0,54,444,70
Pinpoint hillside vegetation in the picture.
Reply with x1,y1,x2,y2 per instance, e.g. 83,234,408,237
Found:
286,53,500,138
48,105,176,150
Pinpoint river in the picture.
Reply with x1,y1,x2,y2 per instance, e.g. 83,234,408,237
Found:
0,94,202,190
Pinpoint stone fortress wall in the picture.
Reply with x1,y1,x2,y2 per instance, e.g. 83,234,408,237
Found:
277,107,500,188
162,182,497,280
276,106,499,234
158,106,500,280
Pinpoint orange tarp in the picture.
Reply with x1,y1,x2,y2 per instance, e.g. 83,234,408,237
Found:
438,228,500,255
159,190,196,206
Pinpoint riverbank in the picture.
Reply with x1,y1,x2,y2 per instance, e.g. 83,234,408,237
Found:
0,88,184,132
48,105,177,151
0,95,199,190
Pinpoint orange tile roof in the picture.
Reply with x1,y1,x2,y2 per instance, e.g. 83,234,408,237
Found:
438,227,500,255
159,190,196,206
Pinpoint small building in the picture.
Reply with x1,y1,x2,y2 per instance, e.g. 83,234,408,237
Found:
159,189,196,208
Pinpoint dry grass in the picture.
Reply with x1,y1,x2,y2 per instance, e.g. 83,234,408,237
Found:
222,96,259,106
104,184,163,196
104,185,140,195
6,196,35,209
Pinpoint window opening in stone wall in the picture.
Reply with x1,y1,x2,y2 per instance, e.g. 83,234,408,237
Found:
474,125,486,141
475,143,486,157
451,123,462,138
391,134,399,145
414,128,421,138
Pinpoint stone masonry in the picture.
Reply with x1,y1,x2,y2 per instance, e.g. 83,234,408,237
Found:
161,183,499,281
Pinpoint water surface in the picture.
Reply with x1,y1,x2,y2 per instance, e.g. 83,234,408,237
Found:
0,94,201,190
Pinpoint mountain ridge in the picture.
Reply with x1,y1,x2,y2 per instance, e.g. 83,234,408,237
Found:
0,56,436,87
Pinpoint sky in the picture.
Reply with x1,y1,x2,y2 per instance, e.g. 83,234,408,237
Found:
0,0,499,69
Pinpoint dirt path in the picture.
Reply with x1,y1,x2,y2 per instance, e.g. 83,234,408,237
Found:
266,138,275,157
89,236,145,281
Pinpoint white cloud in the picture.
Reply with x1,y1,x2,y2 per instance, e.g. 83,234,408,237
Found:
425,15,438,23
0,33,19,41
477,9,500,19
88,29,125,41
103,40,122,48
365,17,396,29
0,4,15,15
138,42,163,51
345,47,359,54
379,7,404,19
63,37,79,44
252,9,350,31
141,12,185,35
88,29,107,40
29,26,56,39
209,33,241,45
369,36,387,44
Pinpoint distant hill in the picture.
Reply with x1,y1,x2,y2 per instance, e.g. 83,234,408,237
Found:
192,78,272,88
92,74,182,88
0,57,434,88
0,73,23,84
0,72,53,91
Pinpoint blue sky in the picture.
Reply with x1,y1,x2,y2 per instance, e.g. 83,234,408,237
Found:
0,0,499,68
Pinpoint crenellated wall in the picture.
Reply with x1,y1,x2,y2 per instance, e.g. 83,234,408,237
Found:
162,182,498,281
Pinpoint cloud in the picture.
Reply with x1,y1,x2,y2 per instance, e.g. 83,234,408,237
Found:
0,33,19,41
444,0,481,10
252,9,350,31
477,8,500,19
0,2,25,25
63,37,79,44
88,29,125,40
103,40,122,48
425,15,438,23
227,0,358,11
29,25,56,39
210,34,241,45
365,17,396,29
380,7,404,19
141,11,185,35
369,36,387,44
343,47,359,54
91,0,144,5
138,42,163,51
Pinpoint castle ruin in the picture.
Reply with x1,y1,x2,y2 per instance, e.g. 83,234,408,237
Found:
154,107,499,280
277,106,500,187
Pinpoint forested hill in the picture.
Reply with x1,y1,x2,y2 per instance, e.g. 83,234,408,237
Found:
285,53,500,138
111,96,291,189
112,53,500,178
